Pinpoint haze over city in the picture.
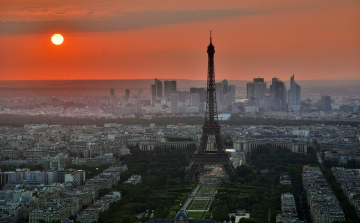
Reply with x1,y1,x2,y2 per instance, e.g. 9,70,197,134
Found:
1,1,360,223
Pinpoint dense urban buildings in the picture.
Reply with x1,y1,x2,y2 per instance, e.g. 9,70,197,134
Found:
276,193,301,223
0,110,358,222
331,167,360,218
0,8,358,221
302,166,345,223
0,44,359,222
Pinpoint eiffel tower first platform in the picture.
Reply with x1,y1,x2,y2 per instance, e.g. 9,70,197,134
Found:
184,32,237,181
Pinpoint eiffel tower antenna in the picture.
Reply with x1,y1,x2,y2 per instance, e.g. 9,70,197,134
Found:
185,32,237,181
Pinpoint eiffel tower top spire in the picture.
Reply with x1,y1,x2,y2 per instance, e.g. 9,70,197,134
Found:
208,30,215,52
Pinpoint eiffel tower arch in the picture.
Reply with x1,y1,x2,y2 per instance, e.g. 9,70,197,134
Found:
185,32,237,181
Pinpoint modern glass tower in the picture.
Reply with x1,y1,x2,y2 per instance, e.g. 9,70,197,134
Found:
288,74,301,106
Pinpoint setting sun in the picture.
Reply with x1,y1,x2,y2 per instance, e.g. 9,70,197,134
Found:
51,34,64,45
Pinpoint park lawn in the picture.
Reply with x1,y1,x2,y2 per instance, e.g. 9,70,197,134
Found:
187,211,205,219
198,184,217,194
187,199,210,210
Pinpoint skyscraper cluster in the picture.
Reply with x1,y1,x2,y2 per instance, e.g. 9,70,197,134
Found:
246,74,301,112
150,79,178,112
215,79,236,111
149,78,236,114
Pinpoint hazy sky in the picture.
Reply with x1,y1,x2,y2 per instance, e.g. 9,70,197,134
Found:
0,0,359,81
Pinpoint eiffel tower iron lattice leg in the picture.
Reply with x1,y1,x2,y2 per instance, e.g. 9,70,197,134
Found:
185,31,237,181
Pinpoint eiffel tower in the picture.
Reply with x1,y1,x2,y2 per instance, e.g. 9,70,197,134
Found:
185,32,237,181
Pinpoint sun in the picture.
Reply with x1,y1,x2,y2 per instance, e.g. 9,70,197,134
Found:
51,34,64,45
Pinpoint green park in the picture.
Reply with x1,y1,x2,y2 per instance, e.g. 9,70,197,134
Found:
64,142,358,223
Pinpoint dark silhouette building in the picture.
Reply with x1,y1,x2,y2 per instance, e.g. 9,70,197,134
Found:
321,95,332,111
155,78,163,99
110,88,115,98
164,80,177,99
339,105,354,112
125,89,130,101
138,89,143,99
247,78,266,108
222,79,228,96
190,87,206,103
150,85,156,105
288,74,301,109
271,78,287,111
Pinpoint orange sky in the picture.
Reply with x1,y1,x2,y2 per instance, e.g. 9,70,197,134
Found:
0,0,359,81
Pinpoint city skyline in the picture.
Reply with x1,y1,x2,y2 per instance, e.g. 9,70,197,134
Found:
0,0,359,81
0,14,359,223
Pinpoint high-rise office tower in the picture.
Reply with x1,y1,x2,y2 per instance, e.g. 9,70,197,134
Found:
191,93,201,107
125,89,130,101
288,74,301,107
170,94,179,113
150,85,156,105
321,95,332,111
155,78,163,99
264,89,275,111
222,79,228,96
270,78,287,111
172,91,189,103
190,87,206,103
164,81,170,99
110,88,115,106
247,78,266,107
138,89,143,99
215,82,223,108
222,79,229,105
247,82,254,100
228,85,235,103
110,89,115,99
164,80,177,99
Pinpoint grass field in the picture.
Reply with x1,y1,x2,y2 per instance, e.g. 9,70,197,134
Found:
187,211,205,219
197,184,217,194
187,199,210,210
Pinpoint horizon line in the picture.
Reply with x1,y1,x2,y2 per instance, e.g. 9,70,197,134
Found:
0,77,360,82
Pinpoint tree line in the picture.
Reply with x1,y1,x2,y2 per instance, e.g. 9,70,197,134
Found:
1,114,358,127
